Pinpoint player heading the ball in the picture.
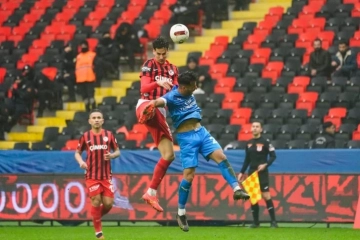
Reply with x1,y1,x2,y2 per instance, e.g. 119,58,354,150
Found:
139,71,250,232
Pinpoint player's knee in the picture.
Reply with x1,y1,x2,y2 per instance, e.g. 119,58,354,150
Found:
162,152,175,161
91,195,102,206
183,169,195,183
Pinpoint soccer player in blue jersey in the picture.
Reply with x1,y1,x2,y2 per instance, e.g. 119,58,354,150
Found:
139,71,250,232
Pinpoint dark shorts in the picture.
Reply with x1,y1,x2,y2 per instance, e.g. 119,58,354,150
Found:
249,168,270,192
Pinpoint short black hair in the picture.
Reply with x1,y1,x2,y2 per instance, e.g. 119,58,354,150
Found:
339,40,348,46
178,71,197,85
89,109,103,118
314,38,322,44
153,36,169,50
81,40,88,46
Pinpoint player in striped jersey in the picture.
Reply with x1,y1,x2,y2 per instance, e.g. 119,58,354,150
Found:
75,109,120,239
135,37,179,212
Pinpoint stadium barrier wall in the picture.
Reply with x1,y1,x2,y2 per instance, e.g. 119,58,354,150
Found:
1,150,360,174
0,150,359,222
0,173,359,222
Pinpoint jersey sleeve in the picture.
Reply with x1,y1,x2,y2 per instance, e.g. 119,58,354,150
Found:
240,144,251,173
172,65,179,85
266,139,275,152
76,135,86,152
140,59,153,78
109,133,119,150
160,89,175,107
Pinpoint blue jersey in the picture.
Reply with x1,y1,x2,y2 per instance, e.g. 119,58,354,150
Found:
160,86,202,129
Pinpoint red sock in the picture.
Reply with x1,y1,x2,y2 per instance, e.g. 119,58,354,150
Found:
91,206,102,233
101,205,112,217
149,158,172,190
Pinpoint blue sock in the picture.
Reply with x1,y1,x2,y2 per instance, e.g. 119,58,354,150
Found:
218,159,239,189
178,179,192,209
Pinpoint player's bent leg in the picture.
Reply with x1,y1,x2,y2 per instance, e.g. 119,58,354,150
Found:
262,191,278,228
142,137,175,212
208,149,250,201
90,194,105,239
101,196,114,217
176,168,194,232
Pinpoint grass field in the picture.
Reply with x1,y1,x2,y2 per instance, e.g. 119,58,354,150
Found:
1,223,360,240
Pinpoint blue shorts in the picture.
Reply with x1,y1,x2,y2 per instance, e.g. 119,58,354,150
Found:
176,126,222,169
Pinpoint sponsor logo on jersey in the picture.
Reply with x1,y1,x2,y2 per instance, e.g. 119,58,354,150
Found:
168,69,174,76
89,184,100,192
89,145,108,151
103,136,108,142
269,144,275,151
155,75,173,82
142,66,151,72
256,144,263,151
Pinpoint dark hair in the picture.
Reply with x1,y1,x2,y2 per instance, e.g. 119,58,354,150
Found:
81,40,89,47
152,36,169,50
314,38,322,44
339,40,348,46
178,71,197,85
252,121,262,127
89,109,103,118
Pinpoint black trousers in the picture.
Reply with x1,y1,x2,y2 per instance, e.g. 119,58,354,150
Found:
249,168,270,192
77,82,95,100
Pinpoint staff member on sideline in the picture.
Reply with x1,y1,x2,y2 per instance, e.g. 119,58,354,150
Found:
75,40,97,112
237,121,278,228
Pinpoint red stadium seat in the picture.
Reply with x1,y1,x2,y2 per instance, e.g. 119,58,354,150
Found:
213,36,229,46
34,1,52,9
32,39,50,48
243,41,261,50
352,3,360,17
298,92,318,103
268,6,284,16
218,77,236,87
86,38,99,51
85,19,101,30
203,49,223,60
12,26,28,36
22,14,39,23
153,8,172,24
350,38,360,47
0,27,12,37
352,131,360,140
288,85,306,94
63,140,79,151
238,132,253,141
263,15,281,25
0,68,7,84
298,32,318,42
265,62,284,75
240,123,252,133
41,33,56,42
328,108,347,118
187,10,204,36
214,83,233,94
55,33,71,43
7,35,23,45
262,70,279,83
308,18,326,30
318,31,335,44
292,76,311,87
198,57,215,66
288,19,308,34
143,22,161,39
21,54,38,67
28,48,45,57
296,102,314,116
230,117,248,125
210,63,228,77
42,67,58,81
222,101,241,109
232,108,252,121
98,0,115,8
1,2,20,10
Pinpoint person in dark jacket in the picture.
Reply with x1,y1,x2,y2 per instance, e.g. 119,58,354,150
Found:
62,43,76,101
309,39,332,78
313,122,336,149
331,41,357,79
96,32,120,78
115,23,141,71
183,57,212,93
33,72,60,117
6,75,35,131
0,96,9,140
170,0,202,26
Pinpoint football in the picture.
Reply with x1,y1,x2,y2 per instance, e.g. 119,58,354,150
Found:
170,24,190,44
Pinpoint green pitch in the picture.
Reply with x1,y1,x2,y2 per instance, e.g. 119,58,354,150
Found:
1,224,360,240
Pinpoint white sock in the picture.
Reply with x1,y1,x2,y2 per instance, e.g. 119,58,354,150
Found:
147,188,157,196
233,185,241,192
178,208,186,216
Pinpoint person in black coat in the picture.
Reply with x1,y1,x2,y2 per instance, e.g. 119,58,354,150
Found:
96,32,120,78
309,39,332,78
62,43,76,101
115,23,141,71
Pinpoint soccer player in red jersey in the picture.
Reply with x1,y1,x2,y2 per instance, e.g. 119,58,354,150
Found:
75,109,120,239
135,37,178,212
